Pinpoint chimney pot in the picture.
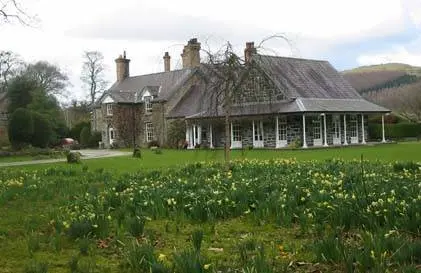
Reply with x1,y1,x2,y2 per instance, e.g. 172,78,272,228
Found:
181,38,201,69
163,52,171,72
115,51,130,81
244,41,256,64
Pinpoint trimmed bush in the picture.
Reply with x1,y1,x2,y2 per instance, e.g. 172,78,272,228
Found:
133,148,142,158
368,123,421,140
79,127,90,148
31,112,53,148
88,131,102,148
147,140,160,148
67,152,81,164
8,108,34,150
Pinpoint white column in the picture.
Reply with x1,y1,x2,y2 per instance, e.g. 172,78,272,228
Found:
230,122,233,149
209,124,214,148
343,115,348,145
302,114,308,148
185,124,189,146
381,115,386,143
252,120,255,147
361,114,366,144
197,125,202,145
323,113,328,147
275,116,279,148
193,125,197,148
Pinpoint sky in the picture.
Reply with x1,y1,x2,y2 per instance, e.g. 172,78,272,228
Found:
1,0,421,101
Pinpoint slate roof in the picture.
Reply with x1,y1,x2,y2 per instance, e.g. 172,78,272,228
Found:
98,68,195,104
168,55,390,118
254,55,362,99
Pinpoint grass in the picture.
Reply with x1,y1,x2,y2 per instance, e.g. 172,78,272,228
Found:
7,142,421,173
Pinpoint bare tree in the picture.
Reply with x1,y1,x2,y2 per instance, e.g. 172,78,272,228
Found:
0,50,22,92
0,0,36,25
200,36,291,168
81,51,108,105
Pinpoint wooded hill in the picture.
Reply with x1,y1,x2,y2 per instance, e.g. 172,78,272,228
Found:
342,63,421,122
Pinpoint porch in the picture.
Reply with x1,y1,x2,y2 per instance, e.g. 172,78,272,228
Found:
185,113,387,149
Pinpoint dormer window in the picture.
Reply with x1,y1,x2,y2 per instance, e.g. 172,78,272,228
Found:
144,96,152,112
106,104,113,116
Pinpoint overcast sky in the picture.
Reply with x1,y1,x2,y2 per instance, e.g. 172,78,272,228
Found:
1,0,421,101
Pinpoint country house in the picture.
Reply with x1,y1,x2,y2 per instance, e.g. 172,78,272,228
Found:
93,38,390,149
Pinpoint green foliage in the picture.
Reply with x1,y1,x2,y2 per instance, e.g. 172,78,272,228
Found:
167,119,186,148
133,148,142,158
147,140,160,148
31,112,53,148
368,123,421,140
192,229,204,253
7,75,36,113
126,216,146,237
67,152,81,164
360,74,419,94
88,131,102,148
70,121,91,142
122,241,156,273
24,259,48,273
80,127,91,147
8,108,34,149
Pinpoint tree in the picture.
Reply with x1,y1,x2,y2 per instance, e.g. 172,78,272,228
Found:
8,108,33,149
0,50,22,92
200,36,291,168
80,126,91,147
31,112,52,148
81,51,108,105
25,61,69,97
6,74,36,112
0,0,36,25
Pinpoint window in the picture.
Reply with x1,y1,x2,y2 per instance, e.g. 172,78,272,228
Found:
350,115,358,137
232,124,241,142
333,115,340,138
145,122,154,142
278,116,287,141
313,117,321,139
106,104,113,116
144,96,152,112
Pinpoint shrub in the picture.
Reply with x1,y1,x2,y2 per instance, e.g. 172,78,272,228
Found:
8,108,34,149
31,112,53,148
80,127,91,148
147,140,160,148
70,121,90,142
88,131,102,148
133,148,142,158
24,259,48,273
67,152,81,164
368,122,421,140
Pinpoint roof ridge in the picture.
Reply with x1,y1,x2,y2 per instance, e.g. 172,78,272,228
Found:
127,67,194,79
255,54,329,63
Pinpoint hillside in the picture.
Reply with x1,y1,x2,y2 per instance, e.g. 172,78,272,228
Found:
342,63,421,93
342,63,421,121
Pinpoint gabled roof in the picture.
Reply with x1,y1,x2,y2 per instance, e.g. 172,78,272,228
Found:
168,55,390,118
253,55,362,99
104,68,195,103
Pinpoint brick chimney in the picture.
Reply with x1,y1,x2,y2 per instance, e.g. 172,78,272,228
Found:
181,38,201,69
115,51,130,82
163,52,171,72
244,42,257,64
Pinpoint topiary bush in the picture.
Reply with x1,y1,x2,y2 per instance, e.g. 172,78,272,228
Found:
67,152,81,164
133,148,142,158
31,112,53,148
8,108,34,150
79,127,91,148
88,131,102,148
147,140,160,148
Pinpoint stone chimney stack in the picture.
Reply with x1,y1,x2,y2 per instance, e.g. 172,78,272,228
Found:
163,52,171,72
181,38,201,69
244,42,257,64
115,51,130,82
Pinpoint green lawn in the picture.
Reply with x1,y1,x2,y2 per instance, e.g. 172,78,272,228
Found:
9,142,421,173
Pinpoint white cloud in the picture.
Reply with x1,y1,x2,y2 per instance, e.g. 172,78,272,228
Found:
357,46,421,67
0,0,416,101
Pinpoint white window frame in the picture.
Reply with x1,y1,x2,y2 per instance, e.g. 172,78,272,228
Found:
145,122,154,142
106,104,113,116
144,96,152,113
312,116,323,146
231,123,242,149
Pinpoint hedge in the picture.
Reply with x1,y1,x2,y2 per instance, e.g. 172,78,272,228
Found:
368,123,421,140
